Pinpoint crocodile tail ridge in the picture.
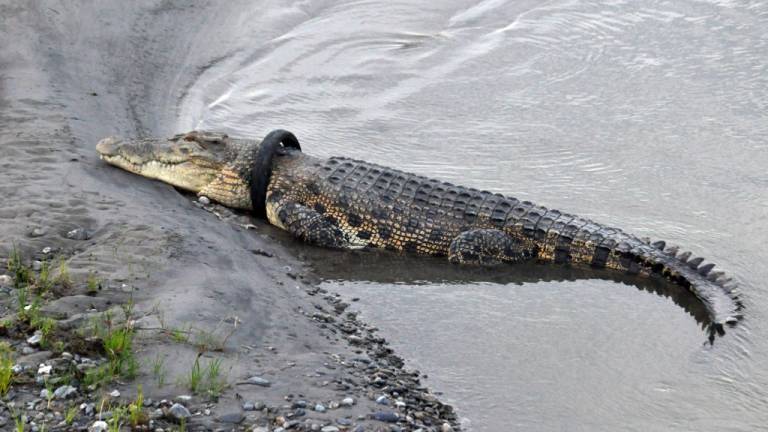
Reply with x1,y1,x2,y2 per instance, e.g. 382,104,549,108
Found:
651,243,743,341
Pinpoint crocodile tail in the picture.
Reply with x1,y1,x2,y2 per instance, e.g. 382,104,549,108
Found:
585,234,743,341
648,242,742,340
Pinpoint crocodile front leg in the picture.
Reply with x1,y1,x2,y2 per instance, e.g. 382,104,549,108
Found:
270,201,349,248
448,229,537,266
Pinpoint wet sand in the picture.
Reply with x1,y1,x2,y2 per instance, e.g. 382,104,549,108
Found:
1,2,456,430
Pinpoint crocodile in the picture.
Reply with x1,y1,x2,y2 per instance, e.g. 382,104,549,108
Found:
96,129,743,339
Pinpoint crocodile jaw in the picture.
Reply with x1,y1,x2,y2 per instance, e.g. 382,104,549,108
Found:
96,136,223,193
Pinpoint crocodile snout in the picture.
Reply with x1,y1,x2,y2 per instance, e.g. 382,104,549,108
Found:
95,136,121,157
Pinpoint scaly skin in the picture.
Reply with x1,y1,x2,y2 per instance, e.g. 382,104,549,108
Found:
96,131,743,339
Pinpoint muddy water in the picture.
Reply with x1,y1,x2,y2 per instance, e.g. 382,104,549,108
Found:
156,0,767,430
177,1,768,430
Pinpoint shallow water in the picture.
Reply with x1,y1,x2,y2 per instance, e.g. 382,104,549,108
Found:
177,1,768,430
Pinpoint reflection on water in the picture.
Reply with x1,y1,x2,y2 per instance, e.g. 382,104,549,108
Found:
178,0,768,430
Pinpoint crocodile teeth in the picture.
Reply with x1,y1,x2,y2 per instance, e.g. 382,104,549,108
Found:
677,251,692,262
652,240,666,250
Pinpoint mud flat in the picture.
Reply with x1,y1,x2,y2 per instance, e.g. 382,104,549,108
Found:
0,2,457,431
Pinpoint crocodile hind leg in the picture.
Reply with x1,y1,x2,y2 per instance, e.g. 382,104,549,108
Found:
272,201,349,248
448,229,536,266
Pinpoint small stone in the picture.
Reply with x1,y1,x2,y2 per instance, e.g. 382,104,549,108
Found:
395,400,406,408
27,333,42,346
242,402,256,411
89,420,108,432
252,428,269,432
321,427,339,432
218,412,244,423
328,400,340,409
40,389,51,399
314,403,326,413
198,196,211,205
375,395,389,405
109,389,120,398
42,247,52,254
340,397,355,407
54,385,77,399
30,227,47,237
168,403,191,421
336,418,352,426
175,395,192,403
372,412,399,423
0,275,11,287
37,364,52,375
82,402,95,416
441,423,453,432
239,376,271,387
66,227,93,240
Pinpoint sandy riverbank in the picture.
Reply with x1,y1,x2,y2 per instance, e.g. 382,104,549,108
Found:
0,2,457,431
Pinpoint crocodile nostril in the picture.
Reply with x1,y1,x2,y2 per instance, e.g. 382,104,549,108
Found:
95,136,122,156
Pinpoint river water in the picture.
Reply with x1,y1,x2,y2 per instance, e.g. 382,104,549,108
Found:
176,1,768,430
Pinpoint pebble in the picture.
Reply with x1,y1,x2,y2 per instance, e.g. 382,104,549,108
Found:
109,389,120,398
314,403,327,413
242,401,256,411
375,395,390,405
321,427,340,432
175,395,192,403
37,364,52,375
336,418,352,426
240,376,271,387
53,385,77,399
81,402,95,416
66,227,93,240
89,420,108,432
0,274,11,287
340,397,355,407
441,423,453,432
26,333,42,346
372,412,399,423
217,412,244,423
168,403,191,421
198,196,211,205
30,227,47,237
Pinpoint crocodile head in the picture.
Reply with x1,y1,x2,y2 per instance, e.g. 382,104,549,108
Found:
96,132,254,209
